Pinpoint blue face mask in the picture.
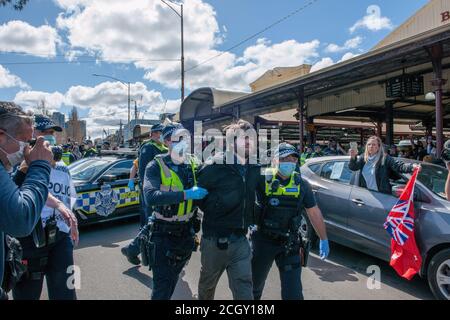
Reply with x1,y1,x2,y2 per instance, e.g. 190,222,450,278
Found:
44,135,56,146
278,162,297,177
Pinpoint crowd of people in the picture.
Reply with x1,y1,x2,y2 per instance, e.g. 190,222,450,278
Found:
1,99,450,301
299,134,445,167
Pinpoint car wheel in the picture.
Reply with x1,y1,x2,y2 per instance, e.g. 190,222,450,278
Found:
300,210,318,245
427,248,450,300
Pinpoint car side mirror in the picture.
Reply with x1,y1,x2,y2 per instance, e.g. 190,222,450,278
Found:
98,175,117,185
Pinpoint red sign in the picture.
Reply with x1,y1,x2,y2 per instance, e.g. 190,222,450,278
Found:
442,11,450,23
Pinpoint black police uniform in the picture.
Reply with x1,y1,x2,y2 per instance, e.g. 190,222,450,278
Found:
251,170,316,300
142,154,199,300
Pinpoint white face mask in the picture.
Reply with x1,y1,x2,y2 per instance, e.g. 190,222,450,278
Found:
0,132,29,168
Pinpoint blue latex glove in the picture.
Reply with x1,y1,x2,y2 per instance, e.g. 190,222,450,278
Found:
184,186,208,200
128,179,135,191
319,240,330,260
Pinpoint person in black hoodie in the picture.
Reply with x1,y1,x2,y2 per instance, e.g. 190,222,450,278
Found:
197,119,261,300
349,136,420,195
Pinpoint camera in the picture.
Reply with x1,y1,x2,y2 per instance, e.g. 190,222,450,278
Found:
51,146,62,162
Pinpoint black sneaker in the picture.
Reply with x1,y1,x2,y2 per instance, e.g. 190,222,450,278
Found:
121,247,141,266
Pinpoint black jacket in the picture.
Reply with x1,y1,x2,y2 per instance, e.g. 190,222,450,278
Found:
197,154,261,237
349,154,414,194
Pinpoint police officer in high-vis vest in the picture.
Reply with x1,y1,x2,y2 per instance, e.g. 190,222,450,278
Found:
251,143,329,300
121,124,167,265
299,145,313,166
82,140,98,158
61,144,75,165
142,123,208,300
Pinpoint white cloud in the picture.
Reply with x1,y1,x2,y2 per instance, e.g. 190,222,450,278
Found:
325,36,363,53
0,65,29,89
14,90,66,112
13,80,177,138
350,5,393,33
339,52,360,62
55,0,321,91
310,57,334,73
0,20,61,57
65,81,162,109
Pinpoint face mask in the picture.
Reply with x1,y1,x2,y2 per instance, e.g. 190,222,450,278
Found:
44,135,56,146
0,132,28,168
278,162,297,177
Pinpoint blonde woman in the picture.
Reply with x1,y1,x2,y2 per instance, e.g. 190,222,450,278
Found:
349,136,420,194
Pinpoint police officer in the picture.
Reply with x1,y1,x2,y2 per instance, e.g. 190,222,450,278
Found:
251,143,329,300
311,144,324,158
121,123,167,265
299,145,313,166
82,140,98,158
61,144,75,165
143,123,207,300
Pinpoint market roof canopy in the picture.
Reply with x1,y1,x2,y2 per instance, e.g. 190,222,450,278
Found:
180,0,450,129
180,87,248,121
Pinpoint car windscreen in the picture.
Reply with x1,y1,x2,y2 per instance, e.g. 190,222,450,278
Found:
69,159,111,181
67,158,90,170
414,164,448,200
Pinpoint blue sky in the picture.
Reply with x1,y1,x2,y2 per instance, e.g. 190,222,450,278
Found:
0,0,429,137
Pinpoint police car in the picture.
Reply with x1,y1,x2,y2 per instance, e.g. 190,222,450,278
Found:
68,150,140,225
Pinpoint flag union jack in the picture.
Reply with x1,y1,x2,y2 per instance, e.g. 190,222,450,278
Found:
384,199,415,246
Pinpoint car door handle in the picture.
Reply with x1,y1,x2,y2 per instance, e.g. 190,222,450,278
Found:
351,199,365,206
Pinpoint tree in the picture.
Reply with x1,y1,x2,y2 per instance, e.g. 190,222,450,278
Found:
0,0,29,10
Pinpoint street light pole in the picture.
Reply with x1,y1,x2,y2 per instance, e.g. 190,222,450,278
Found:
161,0,185,102
127,82,131,132
181,3,184,102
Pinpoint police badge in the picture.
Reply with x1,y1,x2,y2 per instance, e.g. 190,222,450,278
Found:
95,184,119,217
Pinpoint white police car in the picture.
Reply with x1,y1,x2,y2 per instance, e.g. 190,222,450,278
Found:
68,151,140,225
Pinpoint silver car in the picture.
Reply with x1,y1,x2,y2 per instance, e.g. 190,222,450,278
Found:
300,156,450,300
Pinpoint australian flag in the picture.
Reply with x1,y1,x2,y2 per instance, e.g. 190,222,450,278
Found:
384,167,422,280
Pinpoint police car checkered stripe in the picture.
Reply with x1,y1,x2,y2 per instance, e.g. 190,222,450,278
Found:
75,186,139,214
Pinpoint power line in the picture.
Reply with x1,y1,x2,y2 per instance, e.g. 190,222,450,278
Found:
0,58,180,66
185,0,320,73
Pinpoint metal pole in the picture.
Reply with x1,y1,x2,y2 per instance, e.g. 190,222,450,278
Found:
128,82,131,142
429,44,446,157
385,101,394,146
181,4,185,102
297,89,305,154
134,100,138,122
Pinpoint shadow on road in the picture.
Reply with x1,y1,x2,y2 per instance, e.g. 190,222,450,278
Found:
309,242,434,300
123,266,153,289
308,255,359,283
122,268,195,300
77,217,139,250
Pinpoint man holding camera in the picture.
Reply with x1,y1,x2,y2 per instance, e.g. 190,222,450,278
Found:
0,102,54,299
11,115,78,300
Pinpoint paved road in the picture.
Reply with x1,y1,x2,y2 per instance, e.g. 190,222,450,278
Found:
42,218,434,300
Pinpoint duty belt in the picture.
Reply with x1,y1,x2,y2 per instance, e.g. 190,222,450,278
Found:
152,221,192,236
260,228,290,243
